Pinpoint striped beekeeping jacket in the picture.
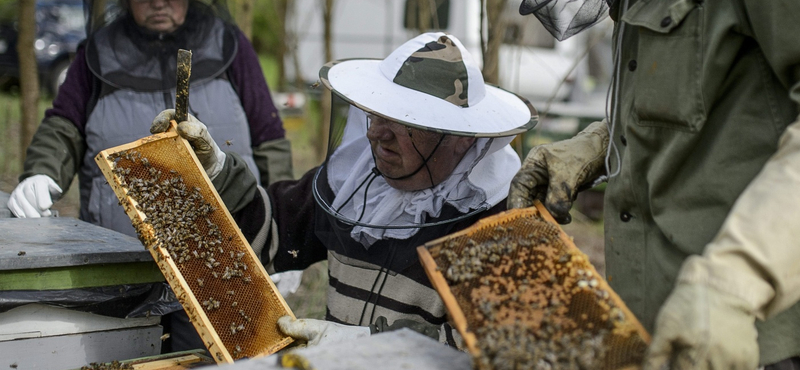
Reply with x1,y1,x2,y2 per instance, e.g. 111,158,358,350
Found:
240,165,505,347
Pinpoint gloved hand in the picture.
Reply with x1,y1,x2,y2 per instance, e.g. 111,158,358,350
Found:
277,316,370,347
507,120,609,224
370,316,439,340
8,175,62,218
644,282,758,370
151,109,226,180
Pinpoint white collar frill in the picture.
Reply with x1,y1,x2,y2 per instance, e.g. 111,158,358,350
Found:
326,107,521,248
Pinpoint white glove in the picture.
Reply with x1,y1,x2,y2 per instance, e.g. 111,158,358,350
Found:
644,282,758,370
151,109,226,180
277,316,370,347
8,175,62,218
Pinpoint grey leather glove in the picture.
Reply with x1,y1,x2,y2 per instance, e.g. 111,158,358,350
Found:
151,109,226,180
644,282,758,370
507,120,609,223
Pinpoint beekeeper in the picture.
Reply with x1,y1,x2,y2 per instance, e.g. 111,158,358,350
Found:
151,32,537,346
508,0,800,368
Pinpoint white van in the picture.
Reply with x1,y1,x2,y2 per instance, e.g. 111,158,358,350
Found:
282,0,612,109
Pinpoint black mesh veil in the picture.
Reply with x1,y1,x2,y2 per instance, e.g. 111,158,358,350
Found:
81,0,238,91
312,93,493,231
82,0,233,35
519,0,611,41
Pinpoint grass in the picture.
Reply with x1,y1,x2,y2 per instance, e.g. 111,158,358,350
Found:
0,90,51,179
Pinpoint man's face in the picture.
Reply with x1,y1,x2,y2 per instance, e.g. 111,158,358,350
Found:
129,0,189,33
366,114,475,191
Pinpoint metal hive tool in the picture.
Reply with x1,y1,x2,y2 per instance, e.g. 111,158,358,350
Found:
417,202,650,370
95,127,294,364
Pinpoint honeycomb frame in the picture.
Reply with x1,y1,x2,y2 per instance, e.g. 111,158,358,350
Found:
94,125,294,363
417,202,650,369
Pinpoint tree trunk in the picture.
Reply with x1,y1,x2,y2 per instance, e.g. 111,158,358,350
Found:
233,0,255,40
482,0,505,85
18,0,39,162
274,0,290,90
319,0,334,162
406,0,432,34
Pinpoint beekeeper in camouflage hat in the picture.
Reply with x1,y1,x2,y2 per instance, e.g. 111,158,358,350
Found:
311,31,537,245
152,32,537,346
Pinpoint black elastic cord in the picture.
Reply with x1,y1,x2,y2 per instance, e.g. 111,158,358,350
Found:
358,245,396,326
335,168,380,214
380,133,446,187
312,165,489,230
368,245,397,325
357,169,381,222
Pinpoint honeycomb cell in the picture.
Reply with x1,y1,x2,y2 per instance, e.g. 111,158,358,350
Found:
96,133,294,362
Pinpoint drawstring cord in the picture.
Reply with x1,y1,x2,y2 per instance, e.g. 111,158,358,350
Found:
358,244,398,326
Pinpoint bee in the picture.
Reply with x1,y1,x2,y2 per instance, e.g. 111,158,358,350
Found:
310,81,321,89
225,139,233,146
288,250,299,258
17,251,26,256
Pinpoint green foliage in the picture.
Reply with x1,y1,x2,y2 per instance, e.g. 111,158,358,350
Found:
258,54,279,88
250,0,283,58
0,91,51,178
0,0,18,23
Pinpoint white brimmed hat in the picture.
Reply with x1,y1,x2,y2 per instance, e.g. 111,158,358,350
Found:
319,32,537,137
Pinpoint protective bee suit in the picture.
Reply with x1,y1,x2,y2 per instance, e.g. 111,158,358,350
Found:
510,0,800,368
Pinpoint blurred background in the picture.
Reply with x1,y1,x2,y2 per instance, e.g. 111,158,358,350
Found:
0,0,611,319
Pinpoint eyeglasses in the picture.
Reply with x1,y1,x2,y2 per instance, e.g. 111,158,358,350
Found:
366,114,442,143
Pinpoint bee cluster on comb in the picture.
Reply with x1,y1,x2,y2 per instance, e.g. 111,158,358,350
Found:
96,132,293,363
420,206,649,370
80,360,133,370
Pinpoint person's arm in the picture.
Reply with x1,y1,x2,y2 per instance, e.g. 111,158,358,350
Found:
9,46,91,217
645,2,800,368
228,30,293,185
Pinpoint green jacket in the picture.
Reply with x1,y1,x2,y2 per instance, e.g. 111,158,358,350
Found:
604,0,800,364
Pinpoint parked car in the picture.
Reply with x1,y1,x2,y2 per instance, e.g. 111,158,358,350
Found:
0,0,85,96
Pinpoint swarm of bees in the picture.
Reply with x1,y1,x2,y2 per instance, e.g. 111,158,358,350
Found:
80,360,133,370
430,215,648,370
108,149,257,357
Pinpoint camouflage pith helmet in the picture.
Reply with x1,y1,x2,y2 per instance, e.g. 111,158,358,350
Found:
319,32,537,138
